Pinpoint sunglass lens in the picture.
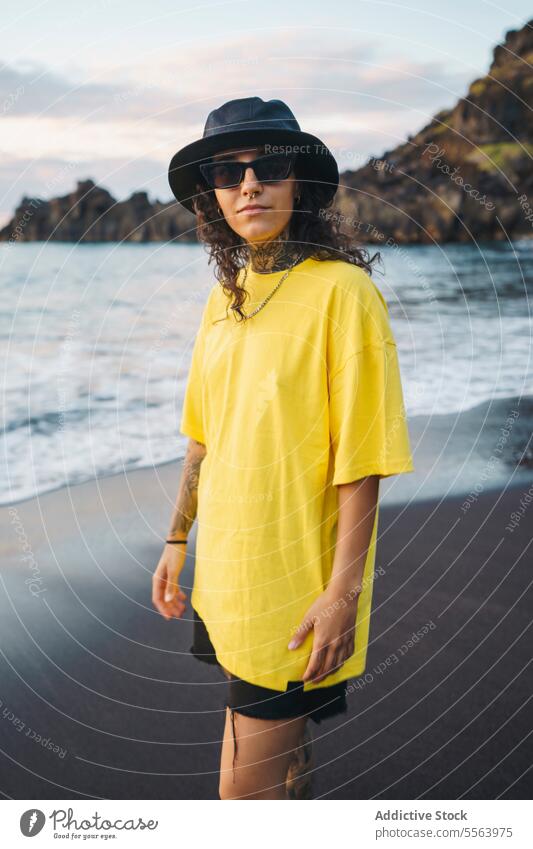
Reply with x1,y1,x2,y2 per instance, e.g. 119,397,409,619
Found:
205,162,242,188
255,155,294,182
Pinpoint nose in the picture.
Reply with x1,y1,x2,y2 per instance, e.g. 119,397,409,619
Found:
241,165,261,194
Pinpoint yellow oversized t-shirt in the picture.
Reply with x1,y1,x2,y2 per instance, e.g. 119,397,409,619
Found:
179,256,414,691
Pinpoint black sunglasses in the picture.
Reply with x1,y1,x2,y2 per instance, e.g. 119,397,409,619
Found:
199,153,296,190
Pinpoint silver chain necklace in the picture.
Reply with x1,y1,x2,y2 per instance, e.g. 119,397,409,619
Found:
231,251,304,321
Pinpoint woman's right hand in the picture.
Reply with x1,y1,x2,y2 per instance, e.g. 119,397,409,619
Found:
152,543,188,620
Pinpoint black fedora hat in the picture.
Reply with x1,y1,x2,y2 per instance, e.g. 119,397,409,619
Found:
168,96,339,214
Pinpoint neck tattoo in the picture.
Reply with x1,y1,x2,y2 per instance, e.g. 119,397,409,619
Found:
247,232,304,274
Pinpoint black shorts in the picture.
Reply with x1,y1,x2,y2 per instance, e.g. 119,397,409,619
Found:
189,607,349,723
190,607,349,785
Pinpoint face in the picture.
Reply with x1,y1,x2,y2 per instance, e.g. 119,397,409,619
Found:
211,145,300,244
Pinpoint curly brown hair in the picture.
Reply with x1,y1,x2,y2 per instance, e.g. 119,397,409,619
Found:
192,161,380,321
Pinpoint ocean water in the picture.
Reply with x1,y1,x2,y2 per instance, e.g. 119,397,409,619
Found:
1,240,532,506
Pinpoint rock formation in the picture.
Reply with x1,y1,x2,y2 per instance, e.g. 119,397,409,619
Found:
0,179,196,244
335,19,533,243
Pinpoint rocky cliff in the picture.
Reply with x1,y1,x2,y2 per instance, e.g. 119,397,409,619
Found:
0,179,196,244
1,20,531,245
335,19,533,243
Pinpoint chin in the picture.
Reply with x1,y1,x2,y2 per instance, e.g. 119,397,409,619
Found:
240,220,283,241
240,227,274,242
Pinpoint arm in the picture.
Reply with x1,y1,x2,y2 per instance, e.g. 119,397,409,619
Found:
288,475,380,683
167,437,207,540
327,475,379,598
152,437,207,620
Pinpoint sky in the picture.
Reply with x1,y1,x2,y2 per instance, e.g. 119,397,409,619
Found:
0,0,531,225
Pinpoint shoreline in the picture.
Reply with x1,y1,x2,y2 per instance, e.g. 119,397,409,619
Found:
3,391,533,510
2,448,531,513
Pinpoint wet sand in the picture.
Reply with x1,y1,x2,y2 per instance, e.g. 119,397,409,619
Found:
0,456,532,799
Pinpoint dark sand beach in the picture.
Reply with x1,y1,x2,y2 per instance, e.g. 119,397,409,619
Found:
1,401,532,799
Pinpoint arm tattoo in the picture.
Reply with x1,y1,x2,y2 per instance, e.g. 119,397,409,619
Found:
168,440,206,539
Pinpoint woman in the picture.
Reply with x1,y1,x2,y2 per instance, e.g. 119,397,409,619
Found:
153,97,414,800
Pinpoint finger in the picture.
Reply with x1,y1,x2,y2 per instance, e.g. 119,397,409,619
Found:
309,648,338,682
289,621,307,647
328,644,352,677
302,644,326,682
329,647,346,673
288,616,315,649
152,587,169,616
166,582,187,602
169,589,187,603
164,572,180,602
152,572,167,604
153,600,167,618
160,602,185,621
168,597,187,618
321,658,344,681
170,609,185,619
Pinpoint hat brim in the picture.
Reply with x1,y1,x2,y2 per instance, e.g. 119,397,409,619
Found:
168,128,339,215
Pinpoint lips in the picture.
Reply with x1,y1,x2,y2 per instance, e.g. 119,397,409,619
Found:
238,205,269,213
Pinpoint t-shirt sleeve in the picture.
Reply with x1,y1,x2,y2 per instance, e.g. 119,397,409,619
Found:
179,311,207,445
327,270,414,485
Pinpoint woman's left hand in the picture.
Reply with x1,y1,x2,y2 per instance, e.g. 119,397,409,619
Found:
287,584,361,683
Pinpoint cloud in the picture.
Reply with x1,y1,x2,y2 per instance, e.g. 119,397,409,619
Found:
2,30,470,124
0,29,474,213
0,62,175,121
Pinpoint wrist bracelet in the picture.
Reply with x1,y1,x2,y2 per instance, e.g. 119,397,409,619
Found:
166,539,188,545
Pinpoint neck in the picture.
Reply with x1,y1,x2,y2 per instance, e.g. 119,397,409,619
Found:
247,231,302,274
